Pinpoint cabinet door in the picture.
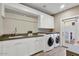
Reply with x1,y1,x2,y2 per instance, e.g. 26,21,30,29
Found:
45,15,51,28
34,38,40,53
2,45,17,56
34,37,42,52
34,37,44,53
45,15,54,28
27,38,36,55
50,16,54,28
2,40,17,56
15,39,29,56
0,42,3,56
39,37,44,51
38,15,45,28
38,14,54,29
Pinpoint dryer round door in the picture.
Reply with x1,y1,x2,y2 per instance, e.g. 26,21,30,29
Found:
48,37,54,46
56,36,60,44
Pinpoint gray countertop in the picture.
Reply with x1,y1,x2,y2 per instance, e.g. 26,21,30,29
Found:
64,43,79,55
0,35,44,41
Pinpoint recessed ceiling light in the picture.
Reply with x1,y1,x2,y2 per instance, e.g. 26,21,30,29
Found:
60,4,65,9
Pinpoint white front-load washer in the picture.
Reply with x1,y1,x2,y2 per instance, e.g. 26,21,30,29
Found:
43,34,55,52
54,33,60,48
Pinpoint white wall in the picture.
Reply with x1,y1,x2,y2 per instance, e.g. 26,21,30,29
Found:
3,9,38,34
54,6,79,32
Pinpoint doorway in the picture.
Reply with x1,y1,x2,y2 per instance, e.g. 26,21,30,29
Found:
61,16,79,46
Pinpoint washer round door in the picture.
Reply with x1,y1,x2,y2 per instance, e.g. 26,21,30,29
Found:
48,37,54,46
56,36,60,44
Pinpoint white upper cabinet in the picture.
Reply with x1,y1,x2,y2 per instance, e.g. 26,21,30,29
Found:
38,14,54,29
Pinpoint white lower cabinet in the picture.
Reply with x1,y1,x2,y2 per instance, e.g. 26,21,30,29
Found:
0,42,3,56
15,39,29,56
2,40,17,56
2,45,17,56
34,37,43,53
27,38,36,55
0,36,44,56
2,39,29,56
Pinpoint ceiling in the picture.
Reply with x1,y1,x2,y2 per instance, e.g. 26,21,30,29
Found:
22,3,79,15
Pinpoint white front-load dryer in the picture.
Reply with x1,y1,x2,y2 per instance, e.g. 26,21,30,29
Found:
43,34,55,52
54,33,60,48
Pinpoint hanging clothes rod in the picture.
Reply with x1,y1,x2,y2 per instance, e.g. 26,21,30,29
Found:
62,16,79,21
62,17,78,22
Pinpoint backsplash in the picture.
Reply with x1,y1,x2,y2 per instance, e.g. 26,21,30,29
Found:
3,9,38,34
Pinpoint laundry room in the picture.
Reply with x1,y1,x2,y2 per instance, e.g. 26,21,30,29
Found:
0,0,79,57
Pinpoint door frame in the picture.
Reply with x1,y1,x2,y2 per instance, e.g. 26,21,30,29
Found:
60,15,79,46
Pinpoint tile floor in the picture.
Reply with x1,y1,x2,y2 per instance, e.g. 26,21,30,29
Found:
34,47,66,56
